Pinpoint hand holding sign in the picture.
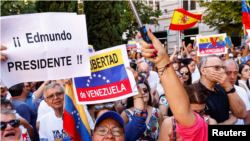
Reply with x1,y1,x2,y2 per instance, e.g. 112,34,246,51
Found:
1,45,8,61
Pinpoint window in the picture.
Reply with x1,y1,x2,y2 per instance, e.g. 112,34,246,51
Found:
182,0,196,11
183,28,199,47
147,0,160,11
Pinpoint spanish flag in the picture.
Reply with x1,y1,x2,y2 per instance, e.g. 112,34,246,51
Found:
63,84,92,141
169,8,202,30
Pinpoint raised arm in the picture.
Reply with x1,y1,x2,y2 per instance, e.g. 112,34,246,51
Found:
138,30,196,126
194,46,200,67
225,43,230,60
242,37,250,57
34,80,51,99
169,45,178,62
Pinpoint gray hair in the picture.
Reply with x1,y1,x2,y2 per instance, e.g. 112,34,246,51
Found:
223,60,239,71
1,108,17,118
199,54,221,71
43,83,65,98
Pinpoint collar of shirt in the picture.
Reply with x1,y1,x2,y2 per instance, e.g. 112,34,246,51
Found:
198,81,221,94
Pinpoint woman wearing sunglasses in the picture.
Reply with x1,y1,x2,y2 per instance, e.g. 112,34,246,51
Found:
179,66,192,87
121,77,163,141
138,29,209,141
159,84,217,141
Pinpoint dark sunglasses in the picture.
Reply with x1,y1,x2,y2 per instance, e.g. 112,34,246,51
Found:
194,105,209,116
142,89,149,93
138,70,148,74
1,119,20,130
95,103,114,110
180,72,190,75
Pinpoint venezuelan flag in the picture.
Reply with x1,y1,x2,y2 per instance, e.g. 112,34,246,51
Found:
169,8,202,31
126,41,137,50
198,35,226,55
88,45,94,53
74,49,132,103
63,84,92,141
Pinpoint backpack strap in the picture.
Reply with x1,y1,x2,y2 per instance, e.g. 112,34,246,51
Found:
173,118,177,141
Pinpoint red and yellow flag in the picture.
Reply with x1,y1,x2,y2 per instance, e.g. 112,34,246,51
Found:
169,8,202,30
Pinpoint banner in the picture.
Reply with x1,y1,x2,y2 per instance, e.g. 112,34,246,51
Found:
1,14,91,87
73,45,138,104
197,34,227,56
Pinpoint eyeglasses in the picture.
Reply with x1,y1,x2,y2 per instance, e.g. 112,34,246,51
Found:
1,119,20,130
180,72,190,75
194,105,209,116
46,92,64,100
203,65,226,71
178,74,183,78
95,126,124,136
142,89,149,93
226,71,238,76
95,103,114,110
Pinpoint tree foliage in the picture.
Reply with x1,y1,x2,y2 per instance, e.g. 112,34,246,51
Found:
120,1,162,43
35,1,77,13
84,1,123,51
197,0,243,37
1,0,36,16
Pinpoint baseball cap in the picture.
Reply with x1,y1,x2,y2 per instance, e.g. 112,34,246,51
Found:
240,56,250,64
95,111,124,129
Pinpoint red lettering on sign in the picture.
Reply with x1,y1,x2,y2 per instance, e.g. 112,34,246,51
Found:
210,37,219,46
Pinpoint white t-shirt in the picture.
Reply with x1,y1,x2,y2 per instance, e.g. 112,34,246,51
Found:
192,65,200,83
148,71,159,89
232,85,250,125
37,100,94,130
156,78,164,97
39,111,71,141
37,100,53,122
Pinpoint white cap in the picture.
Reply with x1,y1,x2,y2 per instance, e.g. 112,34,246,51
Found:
229,53,234,58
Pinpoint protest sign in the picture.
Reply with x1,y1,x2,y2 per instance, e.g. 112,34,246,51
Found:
73,45,138,104
197,34,227,56
1,14,91,87
193,35,201,48
225,37,232,47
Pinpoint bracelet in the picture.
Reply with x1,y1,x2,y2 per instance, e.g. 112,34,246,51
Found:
158,63,172,75
133,96,143,99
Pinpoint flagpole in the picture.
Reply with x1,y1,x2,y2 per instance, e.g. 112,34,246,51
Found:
165,29,170,54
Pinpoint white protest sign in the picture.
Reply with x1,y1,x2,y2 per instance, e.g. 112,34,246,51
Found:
73,45,138,104
1,14,91,87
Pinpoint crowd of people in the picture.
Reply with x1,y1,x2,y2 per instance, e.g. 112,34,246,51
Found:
1,28,250,141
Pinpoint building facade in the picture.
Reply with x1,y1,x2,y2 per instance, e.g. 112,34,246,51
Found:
137,0,242,53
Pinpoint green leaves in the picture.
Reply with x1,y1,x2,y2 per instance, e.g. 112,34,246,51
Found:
197,0,243,37
1,0,37,16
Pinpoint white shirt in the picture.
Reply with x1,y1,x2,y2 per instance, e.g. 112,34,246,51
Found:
192,65,200,83
148,71,160,89
156,78,164,97
39,111,71,141
37,100,94,130
238,80,250,102
37,100,54,122
232,85,250,125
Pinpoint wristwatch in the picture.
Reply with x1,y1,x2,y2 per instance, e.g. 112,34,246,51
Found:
226,87,236,94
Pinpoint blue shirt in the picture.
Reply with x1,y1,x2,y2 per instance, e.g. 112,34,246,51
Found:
26,92,42,113
12,99,39,141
